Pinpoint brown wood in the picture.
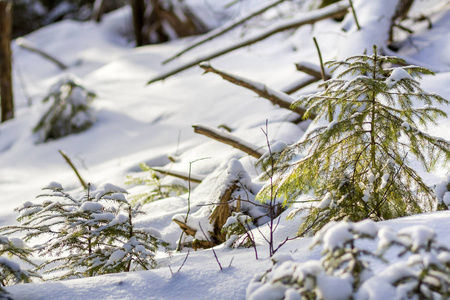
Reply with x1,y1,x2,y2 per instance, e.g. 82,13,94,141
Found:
147,1,349,84
0,0,14,122
193,124,265,159
172,218,197,236
91,0,107,22
131,0,146,46
200,63,315,120
282,76,319,94
150,166,205,183
295,62,331,80
208,184,238,243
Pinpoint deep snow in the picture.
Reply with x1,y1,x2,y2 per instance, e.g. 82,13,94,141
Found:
1,0,450,299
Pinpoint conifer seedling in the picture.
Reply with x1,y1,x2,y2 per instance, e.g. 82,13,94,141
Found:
265,46,450,235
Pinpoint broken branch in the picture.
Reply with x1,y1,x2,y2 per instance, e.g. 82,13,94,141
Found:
150,166,205,183
147,1,349,84
193,124,265,159
200,62,315,119
17,38,68,70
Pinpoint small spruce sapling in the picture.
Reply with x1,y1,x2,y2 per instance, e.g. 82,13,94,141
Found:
0,182,167,279
0,236,40,299
33,75,96,142
247,220,450,300
268,46,450,235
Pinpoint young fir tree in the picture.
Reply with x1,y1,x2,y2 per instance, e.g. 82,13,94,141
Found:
33,75,96,143
264,46,450,235
0,236,40,299
0,182,167,279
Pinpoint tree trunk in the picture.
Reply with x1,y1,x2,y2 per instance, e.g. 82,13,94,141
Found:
131,0,145,46
0,0,14,122
91,0,107,23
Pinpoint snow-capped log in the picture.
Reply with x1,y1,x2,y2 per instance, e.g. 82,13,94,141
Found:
192,124,265,159
199,62,315,120
150,166,205,184
162,0,289,64
147,1,350,84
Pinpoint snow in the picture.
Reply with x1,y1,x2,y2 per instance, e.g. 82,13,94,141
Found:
1,0,450,299
386,68,414,88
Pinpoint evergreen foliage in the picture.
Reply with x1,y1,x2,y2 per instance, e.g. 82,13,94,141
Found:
125,163,188,204
33,75,96,143
263,46,450,235
0,236,40,299
247,220,450,300
0,182,167,280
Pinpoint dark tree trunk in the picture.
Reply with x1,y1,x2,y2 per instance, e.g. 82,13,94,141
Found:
0,0,14,122
91,0,107,23
131,0,145,46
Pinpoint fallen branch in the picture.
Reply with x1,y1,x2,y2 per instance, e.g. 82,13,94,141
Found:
295,61,330,80
17,38,68,70
59,150,88,189
147,1,349,84
193,124,265,159
200,62,315,120
281,76,319,94
150,166,205,184
172,218,197,236
162,0,288,64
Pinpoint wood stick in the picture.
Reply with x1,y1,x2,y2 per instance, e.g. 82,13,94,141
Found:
295,61,331,80
281,76,319,94
150,166,205,183
193,124,265,159
147,1,349,84
200,62,315,120
162,0,288,64
59,150,88,189
16,38,68,70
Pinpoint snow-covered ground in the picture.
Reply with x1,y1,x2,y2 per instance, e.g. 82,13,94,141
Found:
1,0,450,299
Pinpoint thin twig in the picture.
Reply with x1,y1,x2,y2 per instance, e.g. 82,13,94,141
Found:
198,222,223,271
58,150,88,189
312,37,327,83
17,38,68,70
348,0,361,30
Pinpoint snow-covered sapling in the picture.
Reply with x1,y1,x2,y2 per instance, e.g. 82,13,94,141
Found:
269,46,450,235
247,220,450,300
0,182,167,279
33,75,96,142
0,236,40,299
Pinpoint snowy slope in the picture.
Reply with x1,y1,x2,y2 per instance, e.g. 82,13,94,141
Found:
1,0,450,299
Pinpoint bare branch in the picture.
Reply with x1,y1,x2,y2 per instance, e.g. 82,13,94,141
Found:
295,61,330,80
58,150,88,189
147,1,349,84
162,0,288,64
16,38,68,70
193,124,265,159
200,62,315,119
150,166,205,183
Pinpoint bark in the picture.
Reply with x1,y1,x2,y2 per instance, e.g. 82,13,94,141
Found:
0,0,14,122
131,0,146,46
281,76,319,94
150,166,205,183
200,62,315,120
91,0,107,23
147,1,350,84
193,124,265,159
295,62,331,80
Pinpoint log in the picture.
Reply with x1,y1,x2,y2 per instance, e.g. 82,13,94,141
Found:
199,62,315,120
0,0,14,122
150,166,205,183
147,1,350,84
172,218,196,236
16,38,68,70
208,183,238,243
193,124,265,159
